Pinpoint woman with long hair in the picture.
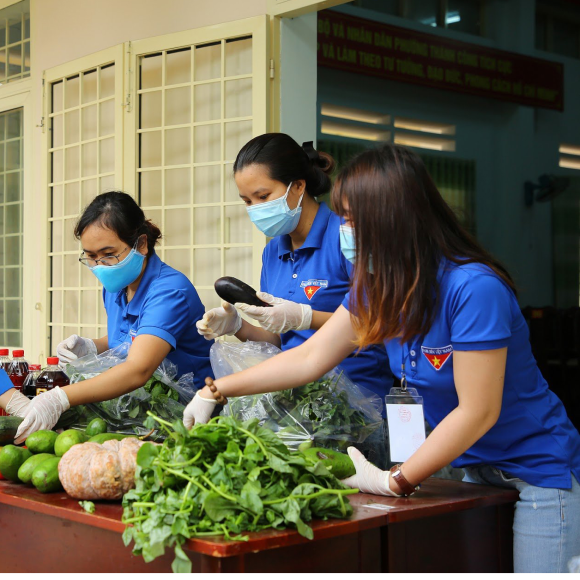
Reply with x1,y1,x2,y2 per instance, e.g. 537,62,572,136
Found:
1,191,213,441
184,144,580,573
196,133,391,406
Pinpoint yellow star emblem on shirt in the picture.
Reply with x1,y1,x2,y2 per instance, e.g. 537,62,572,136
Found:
432,356,441,368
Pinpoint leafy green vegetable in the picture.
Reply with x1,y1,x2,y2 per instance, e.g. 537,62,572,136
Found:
79,500,96,514
226,372,381,452
122,413,358,572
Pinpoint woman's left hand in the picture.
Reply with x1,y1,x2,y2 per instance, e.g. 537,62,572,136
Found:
183,390,217,429
14,387,70,444
236,292,312,334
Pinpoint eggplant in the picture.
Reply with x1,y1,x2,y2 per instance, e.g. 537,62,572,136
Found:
214,276,272,307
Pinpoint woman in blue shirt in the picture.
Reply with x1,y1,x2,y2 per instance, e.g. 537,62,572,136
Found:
185,144,580,573
6,191,213,443
196,133,391,403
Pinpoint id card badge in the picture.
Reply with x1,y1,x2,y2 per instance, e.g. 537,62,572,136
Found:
385,383,426,463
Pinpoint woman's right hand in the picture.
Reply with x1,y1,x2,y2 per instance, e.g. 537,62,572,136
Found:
56,334,97,364
196,301,242,340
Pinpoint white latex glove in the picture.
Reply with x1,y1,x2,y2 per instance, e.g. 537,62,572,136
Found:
183,392,217,429
56,334,97,364
235,292,313,334
14,387,70,444
5,390,31,418
341,447,402,497
196,302,242,340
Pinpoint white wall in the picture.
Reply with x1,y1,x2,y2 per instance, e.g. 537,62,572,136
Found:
318,2,580,307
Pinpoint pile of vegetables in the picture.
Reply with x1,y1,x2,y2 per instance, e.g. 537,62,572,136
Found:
57,376,183,440
225,373,382,451
122,413,358,573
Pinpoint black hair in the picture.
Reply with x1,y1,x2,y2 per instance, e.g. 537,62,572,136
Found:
233,133,336,198
74,191,161,257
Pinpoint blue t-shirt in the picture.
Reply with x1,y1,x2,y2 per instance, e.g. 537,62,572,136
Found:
343,260,580,488
103,252,213,391
0,369,12,396
261,202,392,401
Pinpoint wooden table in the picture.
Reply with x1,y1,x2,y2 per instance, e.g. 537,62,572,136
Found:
0,478,518,573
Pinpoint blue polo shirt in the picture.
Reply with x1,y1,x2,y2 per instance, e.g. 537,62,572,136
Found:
103,252,213,391
0,369,13,396
343,259,580,488
261,202,392,402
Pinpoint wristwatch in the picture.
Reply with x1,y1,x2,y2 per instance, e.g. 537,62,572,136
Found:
390,464,421,496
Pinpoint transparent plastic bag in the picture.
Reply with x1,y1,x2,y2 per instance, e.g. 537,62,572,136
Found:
211,341,384,453
56,342,195,440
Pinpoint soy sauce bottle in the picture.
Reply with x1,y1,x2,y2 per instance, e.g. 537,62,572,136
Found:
22,364,42,399
35,357,70,395
9,349,29,390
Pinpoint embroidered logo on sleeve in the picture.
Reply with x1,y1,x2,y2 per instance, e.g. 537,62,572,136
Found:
421,345,453,371
300,279,328,300
129,328,137,343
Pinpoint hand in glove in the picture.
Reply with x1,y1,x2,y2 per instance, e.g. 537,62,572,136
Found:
56,334,97,364
235,292,312,334
183,391,217,429
5,390,31,418
196,302,242,340
14,387,70,444
340,447,402,497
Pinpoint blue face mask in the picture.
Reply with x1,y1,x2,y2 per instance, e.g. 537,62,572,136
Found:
339,224,373,273
90,242,146,293
246,182,305,237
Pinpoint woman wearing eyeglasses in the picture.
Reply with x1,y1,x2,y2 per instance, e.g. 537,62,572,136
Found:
2,191,213,443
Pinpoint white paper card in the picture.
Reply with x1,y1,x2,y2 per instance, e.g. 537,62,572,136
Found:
386,403,426,462
363,503,395,511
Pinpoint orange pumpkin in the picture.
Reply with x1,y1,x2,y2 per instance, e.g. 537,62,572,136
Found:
58,438,145,500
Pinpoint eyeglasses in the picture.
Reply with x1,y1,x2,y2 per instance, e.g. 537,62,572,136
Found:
79,245,130,268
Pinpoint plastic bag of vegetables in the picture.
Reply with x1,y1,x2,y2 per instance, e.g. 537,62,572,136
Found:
211,341,384,457
55,342,195,440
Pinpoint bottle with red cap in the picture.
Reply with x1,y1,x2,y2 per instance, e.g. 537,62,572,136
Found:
0,349,11,373
22,364,42,399
34,357,70,396
9,349,29,390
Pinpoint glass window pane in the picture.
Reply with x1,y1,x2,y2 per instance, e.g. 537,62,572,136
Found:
140,131,162,168
99,137,115,174
224,162,238,203
5,235,20,265
0,50,5,82
8,16,21,44
63,290,79,324
82,141,97,177
225,37,252,77
65,146,80,180
8,43,21,78
194,82,221,122
100,64,115,99
64,181,79,214
0,20,6,49
65,109,80,145
166,48,191,85
5,267,19,297
192,248,220,286
100,173,114,191
165,167,190,206
81,290,97,324
6,171,20,203
65,75,80,109
193,206,220,245
166,87,191,126
6,300,20,331
82,178,98,208
51,150,63,183
51,256,62,288
195,42,221,81
51,219,62,253
51,185,63,218
52,81,64,114
140,170,162,207
164,249,191,279
64,254,79,287
0,175,3,203
81,105,97,141
225,120,252,160
194,123,220,163
52,114,63,148
140,91,162,129
165,127,191,166
6,203,20,234
164,208,191,246
64,217,78,251
6,110,20,139
140,53,162,89
224,246,252,283
225,204,251,244
195,165,221,204
82,69,98,103
225,78,252,118
99,99,115,137
23,41,29,75
24,11,29,40
6,140,19,171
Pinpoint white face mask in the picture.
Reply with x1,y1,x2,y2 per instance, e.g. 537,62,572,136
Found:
246,182,305,237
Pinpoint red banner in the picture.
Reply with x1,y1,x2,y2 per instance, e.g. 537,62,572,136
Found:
317,11,564,111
